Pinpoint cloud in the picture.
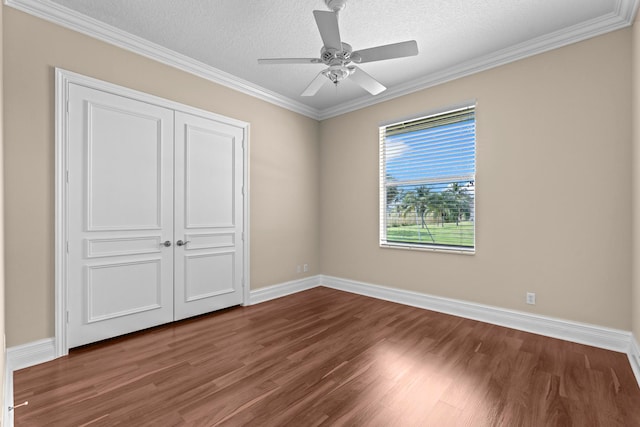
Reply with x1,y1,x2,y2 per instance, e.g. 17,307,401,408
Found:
385,139,410,160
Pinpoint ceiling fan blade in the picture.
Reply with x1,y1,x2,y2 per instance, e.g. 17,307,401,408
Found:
313,10,342,50
301,71,328,96
258,58,323,65
349,67,386,95
352,40,419,63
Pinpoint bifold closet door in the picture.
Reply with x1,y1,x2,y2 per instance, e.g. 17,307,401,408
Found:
67,84,175,348
173,112,244,320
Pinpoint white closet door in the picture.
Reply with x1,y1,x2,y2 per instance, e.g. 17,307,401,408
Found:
67,84,175,348
173,112,244,320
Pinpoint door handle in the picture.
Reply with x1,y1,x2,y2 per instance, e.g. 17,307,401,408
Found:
162,240,172,247
176,240,190,247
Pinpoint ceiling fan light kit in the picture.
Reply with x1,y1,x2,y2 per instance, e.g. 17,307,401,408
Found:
258,0,418,97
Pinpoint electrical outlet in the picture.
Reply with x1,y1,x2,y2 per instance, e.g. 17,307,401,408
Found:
303,264,309,273
526,292,536,305
296,265,301,273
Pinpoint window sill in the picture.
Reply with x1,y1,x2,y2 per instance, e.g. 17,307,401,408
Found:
380,242,475,255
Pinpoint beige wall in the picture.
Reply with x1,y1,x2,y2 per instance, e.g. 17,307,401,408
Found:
2,4,637,348
320,29,633,330
1,1,5,422
633,16,640,342
3,7,320,347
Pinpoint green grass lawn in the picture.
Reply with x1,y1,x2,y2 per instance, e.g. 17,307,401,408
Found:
386,221,474,247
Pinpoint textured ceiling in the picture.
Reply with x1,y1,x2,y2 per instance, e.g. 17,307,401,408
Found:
40,0,639,116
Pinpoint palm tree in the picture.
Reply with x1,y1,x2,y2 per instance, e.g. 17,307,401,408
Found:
400,187,434,242
428,192,449,227
401,186,431,228
385,174,399,207
444,182,472,226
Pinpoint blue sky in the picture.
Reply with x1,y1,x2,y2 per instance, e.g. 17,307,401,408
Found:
385,119,475,184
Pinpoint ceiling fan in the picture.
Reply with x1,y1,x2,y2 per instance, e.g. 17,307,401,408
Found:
258,0,419,97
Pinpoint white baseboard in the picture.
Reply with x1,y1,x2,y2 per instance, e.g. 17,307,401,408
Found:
7,338,56,373
629,335,640,387
2,333,7,427
4,338,55,427
248,275,321,305
6,275,639,401
4,359,13,427
7,277,323,373
320,275,633,354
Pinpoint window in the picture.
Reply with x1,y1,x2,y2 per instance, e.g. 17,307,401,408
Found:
379,105,476,252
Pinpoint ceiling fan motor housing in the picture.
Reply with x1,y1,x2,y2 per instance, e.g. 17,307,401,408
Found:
321,49,335,63
320,43,353,64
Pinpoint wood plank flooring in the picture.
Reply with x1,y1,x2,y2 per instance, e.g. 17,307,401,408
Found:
13,287,640,426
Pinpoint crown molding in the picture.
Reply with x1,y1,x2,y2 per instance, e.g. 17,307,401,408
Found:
4,0,322,120
5,0,639,122
318,0,640,120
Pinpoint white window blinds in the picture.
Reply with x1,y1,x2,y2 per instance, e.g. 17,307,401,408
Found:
379,106,476,251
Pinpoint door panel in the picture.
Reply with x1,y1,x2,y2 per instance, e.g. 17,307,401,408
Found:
86,260,162,322
184,126,235,228
85,236,163,258
174,112,244,320
67,84,175,348
86,104,163,230
184,252,235,301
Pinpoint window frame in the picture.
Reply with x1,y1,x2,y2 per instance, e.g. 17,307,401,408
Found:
379,104,477,254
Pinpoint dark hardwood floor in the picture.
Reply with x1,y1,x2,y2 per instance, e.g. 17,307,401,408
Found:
13,287,640,426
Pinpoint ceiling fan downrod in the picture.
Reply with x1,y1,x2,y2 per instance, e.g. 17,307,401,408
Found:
325,0,347,12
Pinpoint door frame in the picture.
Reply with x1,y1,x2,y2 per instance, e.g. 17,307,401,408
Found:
54,68,251,357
